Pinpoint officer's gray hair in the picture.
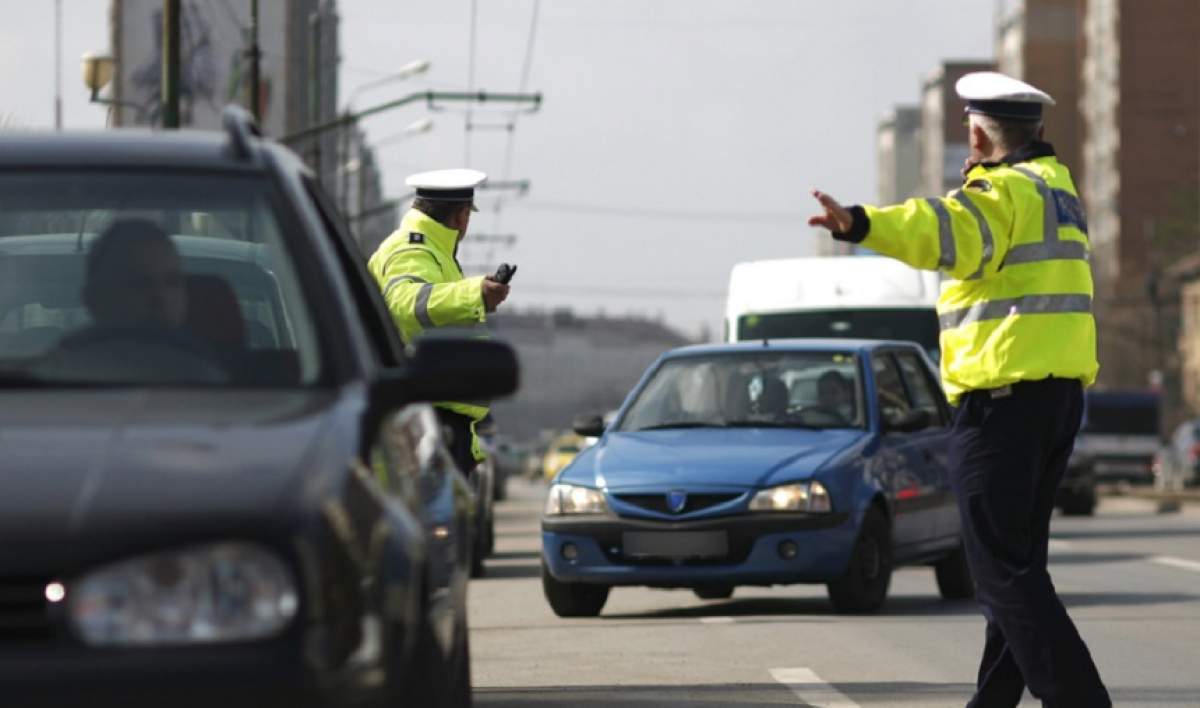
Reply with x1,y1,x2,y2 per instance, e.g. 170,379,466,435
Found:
972,114,1042,153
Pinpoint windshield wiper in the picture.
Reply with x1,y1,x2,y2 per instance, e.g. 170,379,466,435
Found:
634,421,727,431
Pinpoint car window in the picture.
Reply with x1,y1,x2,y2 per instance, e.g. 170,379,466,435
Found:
301,177,404,367
617,351,865,431
894,351,946,426
872,353,912,424
0,170,322,386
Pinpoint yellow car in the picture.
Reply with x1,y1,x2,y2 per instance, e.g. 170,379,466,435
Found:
543,433,586,481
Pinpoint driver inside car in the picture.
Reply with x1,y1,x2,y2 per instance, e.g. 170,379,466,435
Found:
82,219,187,329
816,370,856,423
33,219,228,384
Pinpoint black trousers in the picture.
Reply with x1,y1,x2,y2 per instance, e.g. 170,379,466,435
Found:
949,379,1110,708
436,409,477,476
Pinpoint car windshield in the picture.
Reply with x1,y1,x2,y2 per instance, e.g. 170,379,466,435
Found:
617,351,864,431
737,309,940,362
0,171,322,387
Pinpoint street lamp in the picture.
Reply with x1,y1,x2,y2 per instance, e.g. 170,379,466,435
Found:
81,52,146,123
338,60,431,214
373,118,435,150
344,59,432,110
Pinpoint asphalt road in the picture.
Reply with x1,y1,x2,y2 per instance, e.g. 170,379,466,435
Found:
468,480,1200,707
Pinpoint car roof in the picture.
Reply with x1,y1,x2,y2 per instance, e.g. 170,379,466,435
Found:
0,126,304,175
663,338,921,358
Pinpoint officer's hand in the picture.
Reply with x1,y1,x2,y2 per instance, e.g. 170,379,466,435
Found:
807,190,854,233
482,278,510,313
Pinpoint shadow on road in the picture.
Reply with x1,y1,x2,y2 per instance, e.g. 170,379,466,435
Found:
489,550,542,561
598,588,1198,621
476,681,1200,706
1048,551,1147,565
480,561,542,580
1051,523,1200,541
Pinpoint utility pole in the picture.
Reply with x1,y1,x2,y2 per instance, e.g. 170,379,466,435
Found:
54,0,62,130
248,0,261,123
162,0,181,128
307,11,323,181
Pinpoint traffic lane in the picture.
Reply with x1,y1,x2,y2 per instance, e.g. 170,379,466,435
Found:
471,484,1200,706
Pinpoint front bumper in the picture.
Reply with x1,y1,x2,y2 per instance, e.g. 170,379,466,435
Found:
0,631,381,708
542,511,856,587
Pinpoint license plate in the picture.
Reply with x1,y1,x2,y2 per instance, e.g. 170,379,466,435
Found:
622,531,728,559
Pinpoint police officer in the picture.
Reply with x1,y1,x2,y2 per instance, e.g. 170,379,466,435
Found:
808,72,1110,707
368,168,510,474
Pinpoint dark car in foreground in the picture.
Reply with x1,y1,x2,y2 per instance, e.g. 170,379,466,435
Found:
0,108,517,707
542,339,970,616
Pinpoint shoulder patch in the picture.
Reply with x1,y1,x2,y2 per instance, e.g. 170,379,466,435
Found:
965,179,993,193
408,232,425,244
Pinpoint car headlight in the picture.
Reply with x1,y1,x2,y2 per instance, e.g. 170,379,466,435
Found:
749,481,833,513
68,542,298,647
544,483,608,515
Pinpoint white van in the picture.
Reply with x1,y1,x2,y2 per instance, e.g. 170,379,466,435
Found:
725,256,942,360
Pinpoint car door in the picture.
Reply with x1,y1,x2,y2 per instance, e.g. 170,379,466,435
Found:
892,349,957,546
870,351,941,553
302,177,470,652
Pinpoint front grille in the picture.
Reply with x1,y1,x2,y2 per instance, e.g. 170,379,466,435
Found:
0,578,55,642
614,493,742,516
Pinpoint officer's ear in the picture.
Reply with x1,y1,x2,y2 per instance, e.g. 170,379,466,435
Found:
968,121,992,157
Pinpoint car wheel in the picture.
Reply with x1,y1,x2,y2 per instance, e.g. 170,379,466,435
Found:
934,543,975,600
826,507,892,614
448,619,473,708
541,561,609,617
1059,487,1097,516
693,585,735,600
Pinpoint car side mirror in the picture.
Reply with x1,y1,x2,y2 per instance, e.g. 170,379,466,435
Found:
882,408,932,433
572,414,606,438
372,332,519,408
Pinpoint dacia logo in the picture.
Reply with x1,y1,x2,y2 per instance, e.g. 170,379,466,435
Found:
666,490,688,514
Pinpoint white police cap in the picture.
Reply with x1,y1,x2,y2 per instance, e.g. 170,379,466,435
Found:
956,71,1055,121
406,168,488,211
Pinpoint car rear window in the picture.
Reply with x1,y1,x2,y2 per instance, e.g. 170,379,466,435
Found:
0,171,323,387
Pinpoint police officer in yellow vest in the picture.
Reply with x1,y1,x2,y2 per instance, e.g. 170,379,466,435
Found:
368,168,510,474
808,73,1109,708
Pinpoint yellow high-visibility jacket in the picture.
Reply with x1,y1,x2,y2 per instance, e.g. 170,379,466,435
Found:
368,208,489,459
836,141,1098,404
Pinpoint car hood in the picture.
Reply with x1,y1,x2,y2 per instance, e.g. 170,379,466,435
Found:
564,427,863,490
0,388,343,573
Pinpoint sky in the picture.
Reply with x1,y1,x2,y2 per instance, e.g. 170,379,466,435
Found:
0,0,996,340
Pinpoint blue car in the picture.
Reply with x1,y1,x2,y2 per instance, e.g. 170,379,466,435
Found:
541,339,972,616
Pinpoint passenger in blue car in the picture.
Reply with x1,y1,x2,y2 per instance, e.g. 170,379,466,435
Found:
816,370,856,425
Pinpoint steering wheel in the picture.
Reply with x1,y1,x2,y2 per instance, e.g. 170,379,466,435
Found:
42,325,230,384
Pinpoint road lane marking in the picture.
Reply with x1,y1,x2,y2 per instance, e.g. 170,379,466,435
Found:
1150,556,1200,573
699,616,734,624
770,667,860,707
1047,539,1075,551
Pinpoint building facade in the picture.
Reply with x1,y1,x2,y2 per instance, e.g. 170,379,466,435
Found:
877,106,922,205
920,61,995,196
1080,0,1200,408
108,0,395,251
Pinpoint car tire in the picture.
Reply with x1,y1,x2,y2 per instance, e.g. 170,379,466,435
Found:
542,561,609,617
694,585,735,600
934,544,975,600
826,507,892,614
1059,487,1097,516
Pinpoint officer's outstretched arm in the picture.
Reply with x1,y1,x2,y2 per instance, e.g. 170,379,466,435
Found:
376,251,486,342
861,182,1014,281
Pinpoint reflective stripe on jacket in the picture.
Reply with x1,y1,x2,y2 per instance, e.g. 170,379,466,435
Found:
368,208,490,434
859,142,1098,404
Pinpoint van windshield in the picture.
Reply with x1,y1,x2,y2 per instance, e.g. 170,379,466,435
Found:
737,309,940,362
